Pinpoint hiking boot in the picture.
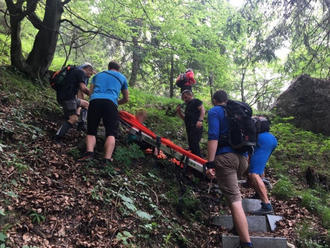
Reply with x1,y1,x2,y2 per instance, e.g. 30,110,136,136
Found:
250,202,274,215
77,152,94,162
237,242,254,248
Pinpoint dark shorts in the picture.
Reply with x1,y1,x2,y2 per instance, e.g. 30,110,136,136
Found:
60,98,81,118
87,99,118,137
214,153,248,204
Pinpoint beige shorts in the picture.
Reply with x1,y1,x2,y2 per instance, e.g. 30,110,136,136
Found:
214,153,248,204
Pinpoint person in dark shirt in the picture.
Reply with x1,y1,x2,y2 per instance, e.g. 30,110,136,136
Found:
76,63,96,131
54,64,94,141
177,90,205,156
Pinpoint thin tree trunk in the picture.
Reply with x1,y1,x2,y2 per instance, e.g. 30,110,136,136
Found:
5,0,26,72
209,72,213,100
129,35,140,87
169,54,174,98
240,67,246,102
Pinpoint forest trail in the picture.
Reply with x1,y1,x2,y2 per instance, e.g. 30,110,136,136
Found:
0,76,328,247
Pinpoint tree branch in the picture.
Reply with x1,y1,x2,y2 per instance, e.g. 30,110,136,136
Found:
27,12,43,30
60,18,129,42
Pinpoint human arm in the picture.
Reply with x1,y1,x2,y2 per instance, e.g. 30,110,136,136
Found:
118,89,129,105
79,82,90,96
205,108,221,179
196,104,205,128
89,83,94,95
176,105,184,120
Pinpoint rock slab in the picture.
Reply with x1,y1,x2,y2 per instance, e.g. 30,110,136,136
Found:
242,199,262,213
222,235,287,248
267,215,283,232
212,215,268,233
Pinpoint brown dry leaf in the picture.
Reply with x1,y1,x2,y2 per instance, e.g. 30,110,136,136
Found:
22,233,31,242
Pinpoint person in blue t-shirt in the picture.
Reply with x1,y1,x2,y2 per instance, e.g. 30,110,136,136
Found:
79,61,129,165
248,116,277,215
206,90,253,248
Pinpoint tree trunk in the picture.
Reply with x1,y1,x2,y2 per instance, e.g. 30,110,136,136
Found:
129,35,140,87
26,0,64,79
5,0,68,80
209,72,213,100
169,54,174,98
240,67,246,102
5,0,26,72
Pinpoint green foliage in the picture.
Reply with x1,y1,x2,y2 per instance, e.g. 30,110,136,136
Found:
296,221,329,248
0,231,7,248
67,148,81,160
29,211,45,224
299,189,330,229
113,143,144,166
116,231,133,246
271,176,296,200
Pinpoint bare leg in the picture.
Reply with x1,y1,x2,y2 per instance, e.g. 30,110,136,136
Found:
86,135,96,153
249,173,270,203
104,136,115,159
230,201,251,243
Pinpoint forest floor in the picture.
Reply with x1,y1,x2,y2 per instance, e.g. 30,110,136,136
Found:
0,69,328,247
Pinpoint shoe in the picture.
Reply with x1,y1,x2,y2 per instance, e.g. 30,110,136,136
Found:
77,152,94,162
262,178,272,190
237,242,254,248
250,202,274,215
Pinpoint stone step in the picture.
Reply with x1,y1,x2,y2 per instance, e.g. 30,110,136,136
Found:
242,198,262,213
222,234,287,248
212,215,268,233
238,178,273,190
213,214,284,233
267,215,283,232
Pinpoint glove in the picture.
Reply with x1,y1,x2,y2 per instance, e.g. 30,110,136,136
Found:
205,161,215,169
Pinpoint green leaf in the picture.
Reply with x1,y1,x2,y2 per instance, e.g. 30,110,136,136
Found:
0,232,6,242
118,194,134,204
4,191,17,198
122,201,137,212
136,210,153,220
0,210,5,216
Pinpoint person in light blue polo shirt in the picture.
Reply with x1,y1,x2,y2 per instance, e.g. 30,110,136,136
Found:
79,61,129,165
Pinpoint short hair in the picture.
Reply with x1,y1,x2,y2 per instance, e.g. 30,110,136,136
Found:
181,89,193,98
108,61,120,71
186,68,193,73
212,90,228,103
81,62,93,70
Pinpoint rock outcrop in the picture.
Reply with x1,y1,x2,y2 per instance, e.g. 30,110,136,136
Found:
273,74,330,136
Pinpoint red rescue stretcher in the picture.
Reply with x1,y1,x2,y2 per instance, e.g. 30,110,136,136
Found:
119,111,207,173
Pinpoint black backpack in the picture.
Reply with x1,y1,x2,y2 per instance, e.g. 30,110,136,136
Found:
50,65,76,90
254,116,271,134
175,73,187,88
219,100,257,153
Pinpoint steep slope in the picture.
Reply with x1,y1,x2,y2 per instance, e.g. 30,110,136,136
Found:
0,67,328,247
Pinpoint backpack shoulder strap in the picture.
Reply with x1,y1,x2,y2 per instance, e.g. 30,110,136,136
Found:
102,71,123,87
